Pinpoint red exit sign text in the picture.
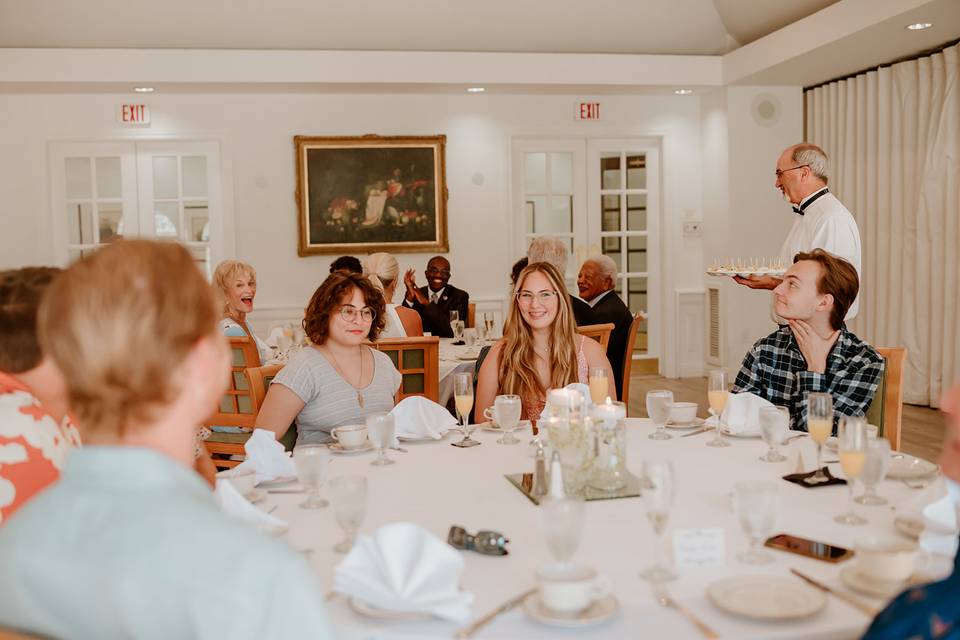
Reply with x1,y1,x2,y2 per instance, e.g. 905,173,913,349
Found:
576,102,601,120
118,104,150,125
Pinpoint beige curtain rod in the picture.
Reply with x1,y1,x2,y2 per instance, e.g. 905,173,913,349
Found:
804,38,959,92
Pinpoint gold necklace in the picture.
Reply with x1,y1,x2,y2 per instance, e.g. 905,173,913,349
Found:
322,345,365,408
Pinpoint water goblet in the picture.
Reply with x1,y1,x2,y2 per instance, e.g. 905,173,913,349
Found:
734,481,778,564
835,415,868,525
805,392,833,484
366,413,395,466
540,496,585,567
706,369,731,447
856,438,891,505
330,475,367,553
646,390,674,440
293,444,329,509
589,367,610,405
640,460,676,582
494,394,522,445
758,406,789,462
451,371,480,447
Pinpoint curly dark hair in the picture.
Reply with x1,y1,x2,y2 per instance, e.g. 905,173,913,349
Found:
303,272,386,344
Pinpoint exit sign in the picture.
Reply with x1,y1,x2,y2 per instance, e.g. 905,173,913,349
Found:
118,104,150,125
575,102,601,120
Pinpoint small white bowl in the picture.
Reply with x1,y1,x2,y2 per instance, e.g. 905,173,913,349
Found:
669,402,698,424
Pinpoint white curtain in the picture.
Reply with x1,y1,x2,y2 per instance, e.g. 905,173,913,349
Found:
806,42,959,407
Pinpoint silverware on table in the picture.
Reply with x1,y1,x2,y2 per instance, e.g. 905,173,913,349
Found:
454,588,536,639
680,427,712,438
654,585,719,638
790,569,878,616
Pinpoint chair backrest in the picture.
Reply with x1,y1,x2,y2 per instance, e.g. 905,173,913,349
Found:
865,347,907,451
244,363,294,450
372,336,440,403
467,303,476,328
204,335,262,428
576,323,615,351
619,313,646,412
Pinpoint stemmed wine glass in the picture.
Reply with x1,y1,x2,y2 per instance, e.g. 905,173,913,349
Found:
734,481,778,564
483,313,495,340
366,412,395,466
540,496,585,567
758,406,789,462
293,444,329,509
856,438,891,505
640,459,676,582
706,369,730,447
646,389,674,440
494,394,522,445
451,371,480,447
805,392,833,484
836,415,868,525
330,475,368,553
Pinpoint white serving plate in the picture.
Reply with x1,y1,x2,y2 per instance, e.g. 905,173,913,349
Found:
707,576,826,621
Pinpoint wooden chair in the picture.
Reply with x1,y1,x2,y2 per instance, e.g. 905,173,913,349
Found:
576,323,615,351
372,336,440,403
866,347,907,451
467,303,476,328
619,313,646,412
203,336,261,467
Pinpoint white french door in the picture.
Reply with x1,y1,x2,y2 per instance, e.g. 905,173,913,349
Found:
49,141,223,276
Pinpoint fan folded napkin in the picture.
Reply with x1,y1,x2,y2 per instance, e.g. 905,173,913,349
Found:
214,479,288,536
389,397,458,440
704,392,774,434
899,484,959,557
333,522,474,622
234,428,296,484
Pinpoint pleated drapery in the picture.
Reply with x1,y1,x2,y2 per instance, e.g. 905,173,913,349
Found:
806,43,959,407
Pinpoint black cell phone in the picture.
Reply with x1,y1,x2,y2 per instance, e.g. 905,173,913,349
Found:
764,533,854,563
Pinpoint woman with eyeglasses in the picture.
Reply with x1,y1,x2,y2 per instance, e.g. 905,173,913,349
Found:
255,272,401,444
476,262,615,425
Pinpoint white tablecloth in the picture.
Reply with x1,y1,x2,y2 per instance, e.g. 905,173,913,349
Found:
438,338,490,405
262,419,945,639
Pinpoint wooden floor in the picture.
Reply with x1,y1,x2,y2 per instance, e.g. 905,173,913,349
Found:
627,373,945,462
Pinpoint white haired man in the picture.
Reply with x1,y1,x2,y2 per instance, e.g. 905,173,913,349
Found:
526,236,591,325
577,255,633,398
734,143,862,321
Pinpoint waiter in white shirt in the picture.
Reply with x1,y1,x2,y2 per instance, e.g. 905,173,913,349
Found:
734,143,862,320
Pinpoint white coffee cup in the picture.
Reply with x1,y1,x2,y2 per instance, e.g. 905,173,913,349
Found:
536,563,608,613
855,534,918,582
331,425,368,449
668,402,698,424
218,468,256,497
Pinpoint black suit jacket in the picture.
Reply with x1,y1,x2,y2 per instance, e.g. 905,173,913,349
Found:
571,295,592,326
582,291,633,398
404,284,469,338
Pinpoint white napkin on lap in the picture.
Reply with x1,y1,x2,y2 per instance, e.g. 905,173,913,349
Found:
214,479,288,535
704,392,774,434
334,522,474,622
234,428,296,484
389,397,458,440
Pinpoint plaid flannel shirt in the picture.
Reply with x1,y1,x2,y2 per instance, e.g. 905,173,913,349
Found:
733,324,884,432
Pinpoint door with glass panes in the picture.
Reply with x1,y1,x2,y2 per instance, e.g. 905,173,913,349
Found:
49,141,223,276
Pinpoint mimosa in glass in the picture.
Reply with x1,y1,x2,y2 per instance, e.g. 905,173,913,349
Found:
589,367,609,405
451,371,480,448
805,393,833,484
835,415,868,525
706,370,730,447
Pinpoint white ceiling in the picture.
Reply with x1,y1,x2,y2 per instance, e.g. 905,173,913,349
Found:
0,0,841,55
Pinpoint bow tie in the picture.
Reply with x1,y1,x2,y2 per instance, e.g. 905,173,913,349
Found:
792,188,830,216
792,206,803,215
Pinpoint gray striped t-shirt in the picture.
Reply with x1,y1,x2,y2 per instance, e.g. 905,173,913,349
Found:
274,346,402,445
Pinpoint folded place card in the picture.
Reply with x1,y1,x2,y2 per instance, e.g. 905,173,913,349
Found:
673,528,726,569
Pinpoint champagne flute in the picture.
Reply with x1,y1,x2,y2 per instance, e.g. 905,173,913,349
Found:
366,413,395,466
484,313,495,340
706,369,731,447
494,394,522,445
540,496,586,567
293,444,329,509
758,406,789,462
856,438,891,505
640,459,676,582
836,416,868,525
805,392,833,484
330,475,367,553
734,481,778,564
451,371,480,447
646,389,674,440
589,367,610,405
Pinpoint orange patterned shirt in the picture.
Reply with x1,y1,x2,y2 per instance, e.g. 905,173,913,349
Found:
0,372,81,524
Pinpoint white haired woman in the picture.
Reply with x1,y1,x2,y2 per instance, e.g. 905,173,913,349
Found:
363,252,422,339
213,259,270,362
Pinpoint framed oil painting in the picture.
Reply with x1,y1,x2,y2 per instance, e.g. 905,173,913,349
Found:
295,134,448,255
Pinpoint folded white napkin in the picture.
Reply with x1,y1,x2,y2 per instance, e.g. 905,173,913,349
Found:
333,522,474,622
704,392,774,434
898,484,959,557
389,396,458,440
214,479,288,536
234,428,296,484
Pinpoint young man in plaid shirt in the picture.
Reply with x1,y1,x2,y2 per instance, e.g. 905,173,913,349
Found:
733,249,883,431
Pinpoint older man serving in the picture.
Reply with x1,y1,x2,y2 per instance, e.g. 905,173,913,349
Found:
577,255,633,398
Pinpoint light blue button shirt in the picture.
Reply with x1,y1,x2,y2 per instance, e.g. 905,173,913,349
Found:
0,447,334,640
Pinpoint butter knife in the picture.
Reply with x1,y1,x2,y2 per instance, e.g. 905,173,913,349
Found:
455,588,535,639
680,426,712,438
790,569,878,616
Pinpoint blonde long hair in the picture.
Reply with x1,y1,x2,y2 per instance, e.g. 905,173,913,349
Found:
363,252,399,300
498,262,579,403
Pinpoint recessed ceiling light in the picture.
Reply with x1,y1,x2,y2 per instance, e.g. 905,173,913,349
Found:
905,22,932,30
674,89,694,95
466,87,485,93
134,86,155,93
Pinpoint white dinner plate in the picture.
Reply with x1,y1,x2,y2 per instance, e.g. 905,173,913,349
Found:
480,420,531,433
665,418,705,429
348,597,431,621
707,576,826,621
457,353,481,361
522,592,619,628
396,431,450,442
887,454,939,480
329,441,374,454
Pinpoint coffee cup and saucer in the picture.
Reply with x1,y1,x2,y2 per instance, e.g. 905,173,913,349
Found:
665,402,704,429
522,563,619,628
216,468,266,503
840,534,919,598
328,425,374,454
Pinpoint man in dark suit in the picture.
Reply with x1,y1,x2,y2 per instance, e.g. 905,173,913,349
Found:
402,256,469,338
577,255,633,398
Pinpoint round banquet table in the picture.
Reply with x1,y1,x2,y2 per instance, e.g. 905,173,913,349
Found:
266,419,946,639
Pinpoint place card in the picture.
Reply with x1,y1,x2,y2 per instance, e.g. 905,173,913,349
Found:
673,528,726,569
